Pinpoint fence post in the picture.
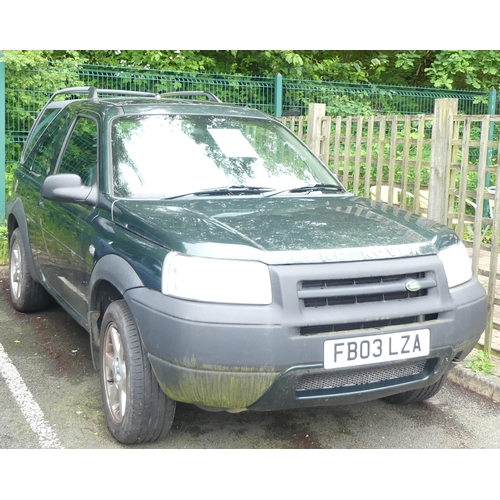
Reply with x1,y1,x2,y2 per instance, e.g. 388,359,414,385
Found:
306,103,326,156
428,98,458,223
0,52,5,222
274,73,283,117
484,88,497,216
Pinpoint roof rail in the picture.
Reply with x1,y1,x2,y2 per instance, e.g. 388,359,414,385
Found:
87,87,158,99
160,91,223,103
44,86,158,107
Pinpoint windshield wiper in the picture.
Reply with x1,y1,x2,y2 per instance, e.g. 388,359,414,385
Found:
265,183,346,197
164,185,275,200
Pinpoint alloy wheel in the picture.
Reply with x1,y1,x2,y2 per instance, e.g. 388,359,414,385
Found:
103,323,128,424
10,239,22,301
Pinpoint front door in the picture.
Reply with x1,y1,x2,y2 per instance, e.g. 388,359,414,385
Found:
37,115,98,323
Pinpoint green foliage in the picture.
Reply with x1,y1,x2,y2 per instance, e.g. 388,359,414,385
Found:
4,50,500,91
76,50,221,73
5,168,14,203
325,94,375,117
2,50,86,200
0,225,8,265
465,350,496,375
69,50,377,82
424,50,500,90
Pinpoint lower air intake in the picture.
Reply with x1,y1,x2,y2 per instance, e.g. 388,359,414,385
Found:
296,359,427,392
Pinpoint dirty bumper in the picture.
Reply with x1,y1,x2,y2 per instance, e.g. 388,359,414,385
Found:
124,273,486,412
147,344,472,411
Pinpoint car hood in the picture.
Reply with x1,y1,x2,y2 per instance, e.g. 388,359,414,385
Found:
111,195,458,264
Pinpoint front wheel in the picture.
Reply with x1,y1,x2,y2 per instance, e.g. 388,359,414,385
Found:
384,374,447,405
99,299,176,444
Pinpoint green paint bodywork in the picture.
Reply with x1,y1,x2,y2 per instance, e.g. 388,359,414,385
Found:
113,195,457,265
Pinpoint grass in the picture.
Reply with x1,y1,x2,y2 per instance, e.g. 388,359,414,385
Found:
0,225,8,265
465,350,496,375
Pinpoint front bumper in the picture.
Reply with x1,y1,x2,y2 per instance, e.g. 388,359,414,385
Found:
124,257,487,411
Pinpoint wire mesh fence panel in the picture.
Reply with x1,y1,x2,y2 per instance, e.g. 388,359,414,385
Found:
281,78,489,117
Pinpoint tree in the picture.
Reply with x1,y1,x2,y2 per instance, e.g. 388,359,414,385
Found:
423,50,500,89
4,50,500,91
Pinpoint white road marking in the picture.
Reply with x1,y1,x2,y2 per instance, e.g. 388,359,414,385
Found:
0,342,64,449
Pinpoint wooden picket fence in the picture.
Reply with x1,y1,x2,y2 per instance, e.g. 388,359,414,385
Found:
280,100,500,356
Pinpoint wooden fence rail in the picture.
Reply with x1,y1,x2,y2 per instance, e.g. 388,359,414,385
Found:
280,100,500,356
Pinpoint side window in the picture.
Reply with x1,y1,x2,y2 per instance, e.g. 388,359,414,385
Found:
23,110,73,179
58,117,98,187
23,107,63,160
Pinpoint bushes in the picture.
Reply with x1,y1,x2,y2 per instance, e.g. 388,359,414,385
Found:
0,225,7,265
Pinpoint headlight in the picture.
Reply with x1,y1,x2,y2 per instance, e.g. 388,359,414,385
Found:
162,252,272,305
437,242,472,288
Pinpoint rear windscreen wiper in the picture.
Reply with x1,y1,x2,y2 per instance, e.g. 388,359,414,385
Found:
164,185,275,199
265,183,346,197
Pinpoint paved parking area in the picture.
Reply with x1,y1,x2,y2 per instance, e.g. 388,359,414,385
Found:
1,267,500,449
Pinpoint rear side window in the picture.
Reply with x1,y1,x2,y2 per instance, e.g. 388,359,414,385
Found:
57,117,98,186
23,106,63,160
23,110,73,179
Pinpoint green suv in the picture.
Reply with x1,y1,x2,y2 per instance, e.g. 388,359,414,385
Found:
6,87,487,444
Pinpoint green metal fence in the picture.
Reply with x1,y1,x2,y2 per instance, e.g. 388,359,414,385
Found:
0,61,495,220
281,79,490,116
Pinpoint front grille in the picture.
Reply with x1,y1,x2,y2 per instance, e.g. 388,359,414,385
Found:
299,272,434,308
296,359,427,393
300,313,438,335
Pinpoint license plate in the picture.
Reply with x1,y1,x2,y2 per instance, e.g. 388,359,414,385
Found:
324,329,430,369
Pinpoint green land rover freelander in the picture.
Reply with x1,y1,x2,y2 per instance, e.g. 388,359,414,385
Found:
6,87,487,444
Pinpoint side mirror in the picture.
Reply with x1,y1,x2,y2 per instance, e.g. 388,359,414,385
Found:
42,173,98,206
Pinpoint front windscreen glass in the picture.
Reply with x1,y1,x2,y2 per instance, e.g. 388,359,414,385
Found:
111,114,341,199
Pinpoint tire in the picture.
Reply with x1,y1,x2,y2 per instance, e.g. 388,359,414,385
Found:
99,299,176,444
384,374,447,405
9,228,51,312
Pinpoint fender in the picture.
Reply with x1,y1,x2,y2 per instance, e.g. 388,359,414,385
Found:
89,253,144,300
7,198,43,284
87,253,145,369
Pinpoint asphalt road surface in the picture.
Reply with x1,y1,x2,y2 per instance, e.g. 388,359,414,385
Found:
1,273,499,450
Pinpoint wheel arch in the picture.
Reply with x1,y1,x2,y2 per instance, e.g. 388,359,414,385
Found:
7,199,42,284
87,254,144,369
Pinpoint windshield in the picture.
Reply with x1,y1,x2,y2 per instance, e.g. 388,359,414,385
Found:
111,114,341,199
